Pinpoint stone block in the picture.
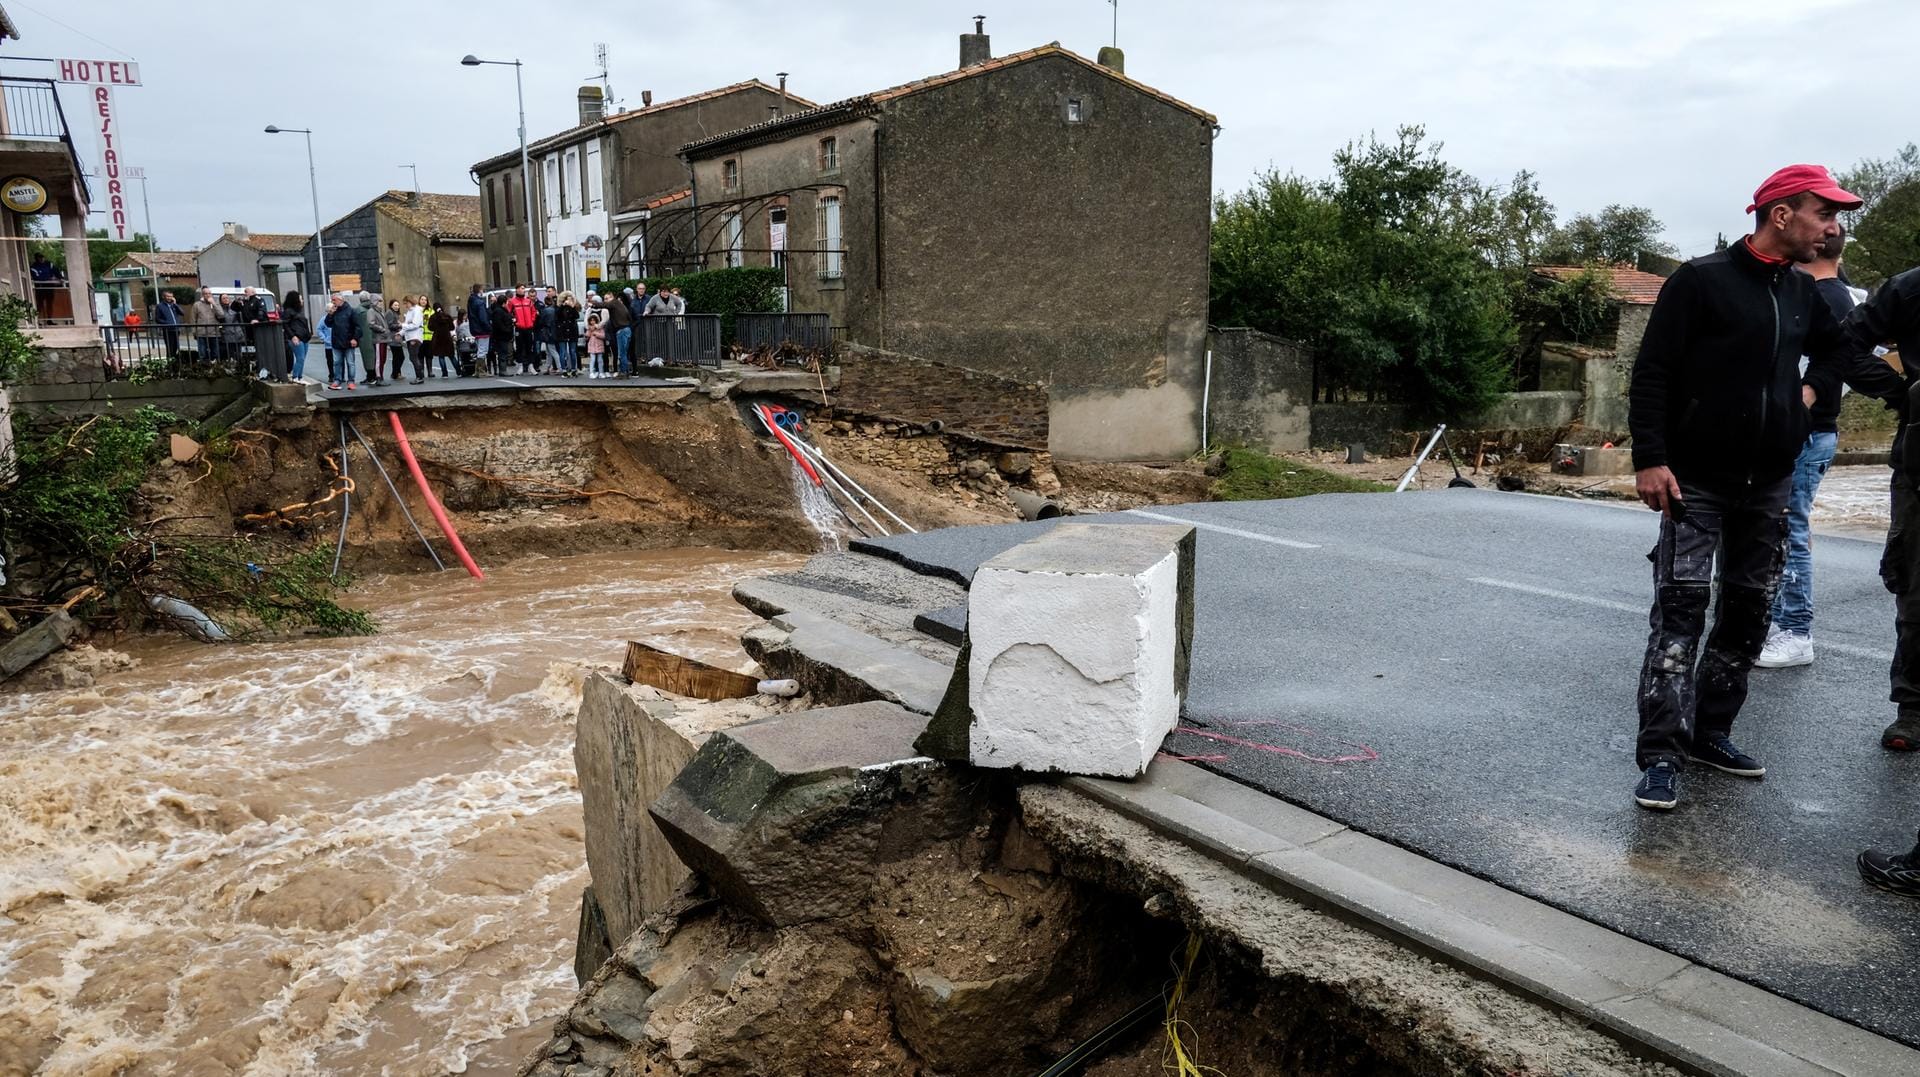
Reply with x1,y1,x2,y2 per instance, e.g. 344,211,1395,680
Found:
648,701,942,926
920,523,1195,778
1551,443,1635,477
0,609,78,681
572,673,760,950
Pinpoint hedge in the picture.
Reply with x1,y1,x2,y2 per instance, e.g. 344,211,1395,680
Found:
595,266,783,343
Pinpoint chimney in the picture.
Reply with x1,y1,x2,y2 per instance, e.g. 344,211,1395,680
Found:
1097,46,1125,73
960,15,990,67
223,222,249,241
641,89,653,107
776,71,789,114
577,85,606,125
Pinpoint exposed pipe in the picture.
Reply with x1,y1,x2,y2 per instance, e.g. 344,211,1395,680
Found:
1395,424,1447,493
755,405,822,485
790,435,917,533
387,411,484,579
332,418,351,578
1200,347,1213,451
760,408,883,534
346,418,445,570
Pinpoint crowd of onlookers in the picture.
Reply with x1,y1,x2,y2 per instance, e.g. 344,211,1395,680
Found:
131,282,695,391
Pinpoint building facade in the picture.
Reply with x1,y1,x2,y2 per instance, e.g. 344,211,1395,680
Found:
299,190,483,304
472,79,807,294
678,32,1217,459
196,225,307,297
103,249,198,315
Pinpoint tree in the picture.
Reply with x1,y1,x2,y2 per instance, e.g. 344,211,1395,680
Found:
1211,126,1515,422
1837,143,1920,225
1538,204,1676,266
1838,144,1920,286
29,226,157,280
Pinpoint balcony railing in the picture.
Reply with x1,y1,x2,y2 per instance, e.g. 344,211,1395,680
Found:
1,78,72,141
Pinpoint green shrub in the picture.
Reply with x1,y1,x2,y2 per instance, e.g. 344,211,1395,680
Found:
1210,448,1389,501
596,266,784,342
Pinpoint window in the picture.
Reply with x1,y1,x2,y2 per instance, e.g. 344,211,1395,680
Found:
722,158,740,192
563,148,581,217
818,137,838,173
628,234,646,278
586,144,604,211
491,260,501,287
818,194,842,278
508,258,517,285
768,206,787,269
385,241,396,268
545,157,562,217
486,178,498,229
1066,98,1083,122
724,212,743,267
504,173,515,225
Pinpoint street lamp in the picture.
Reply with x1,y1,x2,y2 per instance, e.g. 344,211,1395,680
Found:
462,54,538,284
264,125,328,302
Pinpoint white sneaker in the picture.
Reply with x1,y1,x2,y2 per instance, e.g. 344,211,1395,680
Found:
1755,628,1814,668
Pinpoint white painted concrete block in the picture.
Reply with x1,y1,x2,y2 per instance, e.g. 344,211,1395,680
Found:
965,523,1193,777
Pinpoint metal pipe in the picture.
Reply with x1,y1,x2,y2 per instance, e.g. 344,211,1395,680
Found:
513,61,536,284
346,418,445,570
1395,424,1447,493
331,418,351,577
790,435,917,533
1200,347,1212,451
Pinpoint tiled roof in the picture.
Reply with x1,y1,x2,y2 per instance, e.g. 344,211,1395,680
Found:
1532,263,1669,305
379,191,484,241
239,232,309,254
120,249,200,277
470,80,817,174
644,187,691,210
682,44,1216,157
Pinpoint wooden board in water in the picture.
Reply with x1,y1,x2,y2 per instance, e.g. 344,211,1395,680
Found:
622,640,761,701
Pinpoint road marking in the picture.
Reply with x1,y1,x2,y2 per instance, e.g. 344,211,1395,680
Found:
1468,576,1894,663
1124,509,1320,549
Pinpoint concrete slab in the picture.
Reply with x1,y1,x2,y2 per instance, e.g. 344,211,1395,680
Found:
859,489,1920,1049
0,609,78,680
744,609,951,714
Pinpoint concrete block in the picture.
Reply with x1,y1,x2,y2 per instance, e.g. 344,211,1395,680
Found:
572,673,760,949
648,701,940,926
0,609,79,681
1551,443,1634,477
928,522,1195,778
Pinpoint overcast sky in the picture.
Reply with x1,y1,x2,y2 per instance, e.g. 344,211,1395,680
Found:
16,0,1913,257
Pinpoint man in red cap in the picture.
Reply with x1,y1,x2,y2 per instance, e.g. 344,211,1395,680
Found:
1626,163,1880,811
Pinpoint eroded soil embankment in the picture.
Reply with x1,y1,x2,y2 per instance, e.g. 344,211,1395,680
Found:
143,398,819,570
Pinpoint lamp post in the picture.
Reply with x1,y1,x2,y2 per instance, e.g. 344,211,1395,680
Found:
264,125,327,303
462,54,538,284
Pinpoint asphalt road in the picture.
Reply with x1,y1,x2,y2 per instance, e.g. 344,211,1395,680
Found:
857,488,1920,1047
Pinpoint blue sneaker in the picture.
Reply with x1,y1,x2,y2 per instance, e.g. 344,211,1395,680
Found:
1688,734,1766,778
1633,762,1680,811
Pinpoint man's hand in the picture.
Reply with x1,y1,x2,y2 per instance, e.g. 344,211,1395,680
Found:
347,339,357,348
1803,384,1817,409
1635,465,1683,517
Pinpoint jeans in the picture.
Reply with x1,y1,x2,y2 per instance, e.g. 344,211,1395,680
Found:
553,340,577,372
475,334,490,360
290,340,309,380
1635,472,1791,769
1768,431,1837,635
614,326,632,374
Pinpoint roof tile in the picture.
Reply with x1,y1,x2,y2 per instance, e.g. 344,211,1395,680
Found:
1531,263,1669,305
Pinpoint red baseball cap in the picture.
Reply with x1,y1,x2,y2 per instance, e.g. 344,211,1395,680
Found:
1747,164,1862,213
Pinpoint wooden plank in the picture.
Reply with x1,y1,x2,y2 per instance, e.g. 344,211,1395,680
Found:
622,639,760,700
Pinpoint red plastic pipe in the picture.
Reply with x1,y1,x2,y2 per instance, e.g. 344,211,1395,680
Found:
757,405,822,486
387,411,484,580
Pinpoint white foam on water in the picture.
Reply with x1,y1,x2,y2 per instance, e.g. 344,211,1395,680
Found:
0,547,804,1076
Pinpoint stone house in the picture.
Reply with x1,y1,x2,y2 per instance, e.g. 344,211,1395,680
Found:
196,225,308,297
675,22,1217,460
471,79,808,294
1529,263,1666,433
298,190,483,305
102,249,198,315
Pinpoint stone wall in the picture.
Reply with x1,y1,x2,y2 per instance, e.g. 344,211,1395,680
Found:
1203,328,1312,453
11,376,248,424
833,343,1048,449
1309,402,1407,451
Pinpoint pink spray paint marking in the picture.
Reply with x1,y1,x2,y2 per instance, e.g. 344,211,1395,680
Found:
1160,718,1379,766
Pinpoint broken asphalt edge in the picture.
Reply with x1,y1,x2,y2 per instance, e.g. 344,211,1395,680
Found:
1065,757,1919,1077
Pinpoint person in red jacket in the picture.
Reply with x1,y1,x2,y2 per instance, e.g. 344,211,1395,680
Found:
505,285,538,372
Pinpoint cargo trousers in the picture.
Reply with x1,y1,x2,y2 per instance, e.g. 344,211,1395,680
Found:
1635,473,1791,769
1881,472,1920,719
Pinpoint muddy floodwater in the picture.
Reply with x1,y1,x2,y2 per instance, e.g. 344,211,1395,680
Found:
0,548,802,1076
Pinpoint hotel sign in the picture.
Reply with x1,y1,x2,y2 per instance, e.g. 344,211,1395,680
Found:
55,59,142,240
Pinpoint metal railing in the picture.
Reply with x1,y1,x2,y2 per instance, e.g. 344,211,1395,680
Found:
98,321,276,382
636,313,721,368
0,77,90,202
731,312,837,366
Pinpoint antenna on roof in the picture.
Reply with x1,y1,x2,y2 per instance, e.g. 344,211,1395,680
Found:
590,42,619,113
1108,0,1118,47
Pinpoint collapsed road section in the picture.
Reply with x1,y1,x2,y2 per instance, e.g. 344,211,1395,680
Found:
527,491,1920,1077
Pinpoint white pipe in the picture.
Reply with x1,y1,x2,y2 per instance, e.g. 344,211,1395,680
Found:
1201,347,1212,451
1395,424,1447,493
755,408,888,536
792,436,918,534
757,678,800,697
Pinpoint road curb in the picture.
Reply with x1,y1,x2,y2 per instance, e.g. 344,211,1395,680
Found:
1064,758,1920,1077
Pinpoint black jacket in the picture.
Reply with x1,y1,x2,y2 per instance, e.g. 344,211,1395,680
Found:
467,292,488,330
1630,240,1861,482
488,301,515,341
555,302,579,344
1809,268,1920,471
534,303,556,343
1808,276,1859,433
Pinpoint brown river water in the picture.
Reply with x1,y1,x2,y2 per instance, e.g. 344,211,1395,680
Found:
0,547,802,1076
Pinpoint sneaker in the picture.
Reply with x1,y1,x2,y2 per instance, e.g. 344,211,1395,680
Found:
328,381,341,390
1883,713,1920,752
1687,733,1766,777
1633,761,1681,810
1858,832,1920,898
1755,629,1814,668
346,382,357,391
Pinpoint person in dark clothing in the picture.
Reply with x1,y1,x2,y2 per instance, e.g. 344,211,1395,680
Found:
602,289,632,375
533,297,556,374
154,291,184,360
280,291,311,381
554,294,580,376
428,304,457,378
466,284,490,368
29,253,63,319
487,296,515,376
326,293,362,390
1627,163,1881,811
1754,229,1867,669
